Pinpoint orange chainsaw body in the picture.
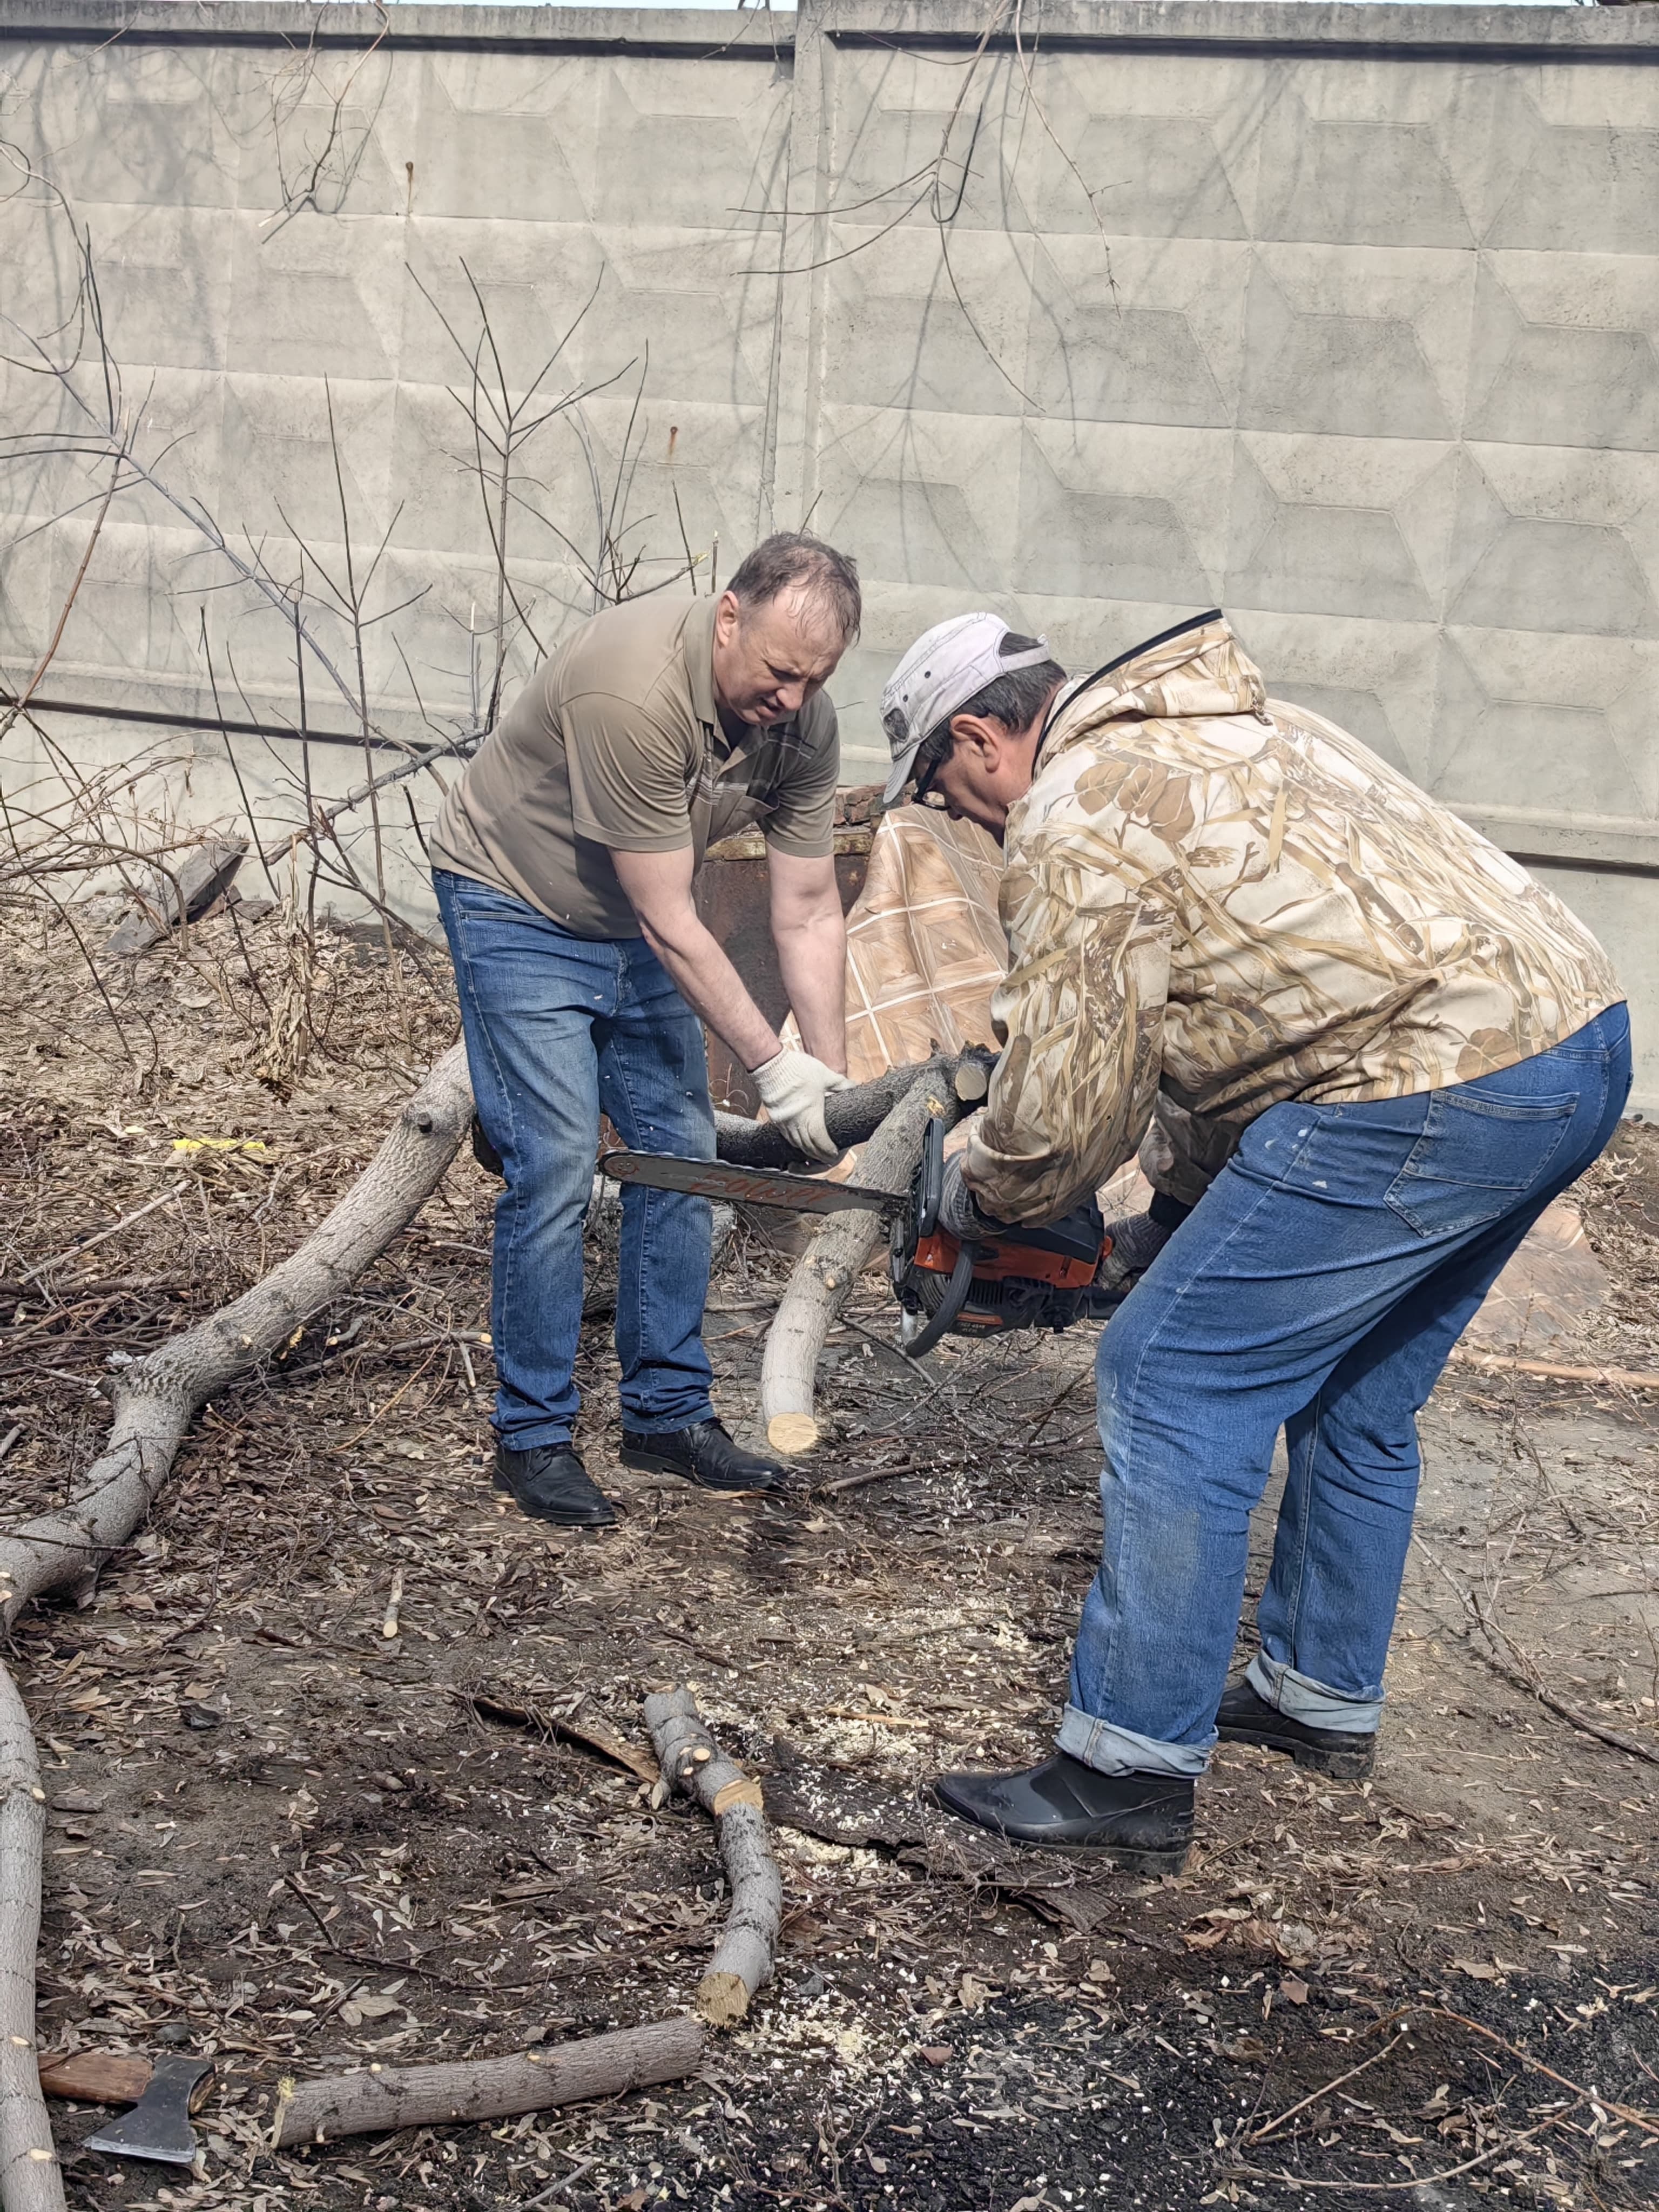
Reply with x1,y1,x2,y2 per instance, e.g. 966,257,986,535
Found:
911,1229,1104,1292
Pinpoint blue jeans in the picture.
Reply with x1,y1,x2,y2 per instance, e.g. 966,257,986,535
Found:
435,869,716,1449
1057,1006,1631,1779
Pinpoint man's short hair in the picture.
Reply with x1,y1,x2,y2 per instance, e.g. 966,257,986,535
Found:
726,532,861,643
918,632,1066,764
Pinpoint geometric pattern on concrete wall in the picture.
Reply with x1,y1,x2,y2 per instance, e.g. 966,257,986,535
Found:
0,26,794,746
4,4,1656,1102
814,18,1659,847
4,2,1658,865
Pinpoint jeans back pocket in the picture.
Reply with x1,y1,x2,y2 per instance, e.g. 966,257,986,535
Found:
1385,1085,1577,1240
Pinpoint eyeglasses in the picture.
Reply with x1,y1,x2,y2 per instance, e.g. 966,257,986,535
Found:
909,737,950,806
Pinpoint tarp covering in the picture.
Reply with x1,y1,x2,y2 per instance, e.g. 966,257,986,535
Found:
841,807,1006,1085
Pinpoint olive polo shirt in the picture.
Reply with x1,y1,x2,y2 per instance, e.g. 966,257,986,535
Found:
428,594,840,940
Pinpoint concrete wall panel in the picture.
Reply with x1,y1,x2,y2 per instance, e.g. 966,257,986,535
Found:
11,43,237,209
1466,261,1659,453
1239,246,1469,441
1255,82,1473,251
1431,626,1659,818
394,220,611,388
1486,123,1659,257
1017,421,1233,609
227,210,407,381
1027,236,1245,430
414,55,595,224
822,224,1035,418
817,405,1022,597
2,0,1657,1099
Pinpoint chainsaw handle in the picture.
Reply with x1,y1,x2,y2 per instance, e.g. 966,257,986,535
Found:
898,1232,980,1361
915,1112,946,1240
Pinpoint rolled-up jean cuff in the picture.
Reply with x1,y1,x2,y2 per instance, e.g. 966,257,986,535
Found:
1246,1653,1381,1734
1057,1704,1212,1778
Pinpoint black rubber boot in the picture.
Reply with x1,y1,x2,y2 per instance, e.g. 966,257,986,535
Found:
620,1418,786,1494
1215,1679,1376,1779
934,1752,1193,1873
493,1444,617,1529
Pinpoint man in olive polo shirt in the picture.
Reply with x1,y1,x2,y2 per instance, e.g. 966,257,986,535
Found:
431,533,859,1527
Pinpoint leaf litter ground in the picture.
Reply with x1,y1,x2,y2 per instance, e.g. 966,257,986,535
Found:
1,897,1657,2212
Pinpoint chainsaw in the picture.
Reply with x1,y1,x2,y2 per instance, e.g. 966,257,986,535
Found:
600,1116,1124,1358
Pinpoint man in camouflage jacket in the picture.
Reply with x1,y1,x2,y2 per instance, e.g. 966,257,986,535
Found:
878,609,1630,1870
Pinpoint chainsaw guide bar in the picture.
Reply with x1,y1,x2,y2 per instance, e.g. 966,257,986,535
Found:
602,1129,1122,1357
599,1150,906,1222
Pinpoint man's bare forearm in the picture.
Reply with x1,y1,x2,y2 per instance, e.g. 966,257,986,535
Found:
774,905,847,1070
766,849,848,1071
638,911,781,1070
610,844,783,1069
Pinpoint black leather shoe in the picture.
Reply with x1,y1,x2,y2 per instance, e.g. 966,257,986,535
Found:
1215,1679,1375,1779
934,1752,1193,1872
619,1418,785,1494
493,1444,617,1528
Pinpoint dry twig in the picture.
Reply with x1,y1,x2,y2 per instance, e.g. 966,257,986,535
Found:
1413,1536,1659,1769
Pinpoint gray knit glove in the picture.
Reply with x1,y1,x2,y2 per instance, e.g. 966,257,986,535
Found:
1097,1209,1175,1290
938,1157,1005,1243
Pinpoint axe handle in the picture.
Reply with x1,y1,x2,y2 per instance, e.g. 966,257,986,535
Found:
37,2051,153,2105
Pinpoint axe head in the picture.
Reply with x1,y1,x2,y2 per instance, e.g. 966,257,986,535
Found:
82,2055,214,2167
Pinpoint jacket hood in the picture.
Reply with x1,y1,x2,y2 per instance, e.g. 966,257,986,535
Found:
1039,611,1267,764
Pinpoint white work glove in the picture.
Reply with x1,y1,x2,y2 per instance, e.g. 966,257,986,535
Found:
749,1047,853,1163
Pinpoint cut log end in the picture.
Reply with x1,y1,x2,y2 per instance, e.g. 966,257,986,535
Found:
766,1411,820,1456
694,1972,752,2029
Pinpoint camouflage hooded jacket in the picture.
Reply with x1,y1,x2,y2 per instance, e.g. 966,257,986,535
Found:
962,613,1620,1224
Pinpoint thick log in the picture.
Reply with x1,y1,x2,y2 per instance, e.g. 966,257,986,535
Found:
272,2018,705,2148
0,1670,62,2212
0,1047,474,1627
759,1058,962,1455
714,1058,938,1170
643,1689,782,2029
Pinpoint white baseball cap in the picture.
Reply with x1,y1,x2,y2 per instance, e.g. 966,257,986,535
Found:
880,612,1055,806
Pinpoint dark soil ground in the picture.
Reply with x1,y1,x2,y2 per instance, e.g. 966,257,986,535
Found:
2,898,1657,2212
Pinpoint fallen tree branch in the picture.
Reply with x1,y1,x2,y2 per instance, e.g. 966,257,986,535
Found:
644,1686,781,2028
271,2018,704,2149
1449,1348,1659,1392
1418,2006,1659,2141
0,1050,473,2198
463,1689,660,1785
0,1669,60,2212
1246,2028,1411,2144
760,1056,963,1454
1466,1624,1659,1770
269,1691,769,2145
0,1046,473,1626
713,1057,942,1169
